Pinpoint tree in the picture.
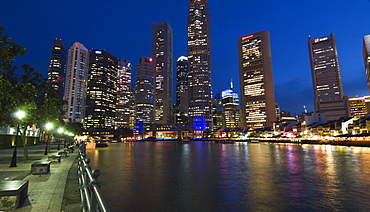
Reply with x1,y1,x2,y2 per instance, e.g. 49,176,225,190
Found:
0,25,66,159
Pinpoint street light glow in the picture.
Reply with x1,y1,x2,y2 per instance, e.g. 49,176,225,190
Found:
45,123,53,130
15,110,25,119
58,128,64,133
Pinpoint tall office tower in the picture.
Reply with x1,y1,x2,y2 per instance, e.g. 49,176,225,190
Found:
175,56,189,123
238,30,276,129
152,22,173,124
308,33,350,121
187,0,212,135
222,81,241,129
116,59,132,129
134,57,154,136
64,42,89,123
84,50,118,138
47,38,66,99
363,35,370,93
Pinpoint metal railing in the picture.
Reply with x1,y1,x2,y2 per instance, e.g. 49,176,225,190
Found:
78,143,110,212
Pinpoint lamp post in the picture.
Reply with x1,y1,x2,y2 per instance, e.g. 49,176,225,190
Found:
57,128,64,150
44,123,53,155
10,110,25,167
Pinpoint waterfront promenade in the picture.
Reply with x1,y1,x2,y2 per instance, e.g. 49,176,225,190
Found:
0,144,80,211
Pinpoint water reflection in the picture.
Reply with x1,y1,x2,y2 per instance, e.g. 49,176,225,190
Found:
86,142,370,212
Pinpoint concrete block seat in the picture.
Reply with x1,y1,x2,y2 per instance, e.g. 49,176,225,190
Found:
31,161,51,174
0,180,29,210
48,154,61,162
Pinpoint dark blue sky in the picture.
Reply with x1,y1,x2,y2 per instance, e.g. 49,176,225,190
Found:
1,0,370,115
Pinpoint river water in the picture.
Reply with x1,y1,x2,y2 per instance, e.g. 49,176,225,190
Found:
86,142,370,212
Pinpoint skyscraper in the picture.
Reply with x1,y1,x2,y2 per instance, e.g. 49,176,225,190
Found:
116,59,132,129
308,33,350,121
222,81,241,129
64,42,89,123
238,30,276,129
84,49,118,138
47,38,66,99
175,56,188,123
152,22,173,124
134,57,154,136
363,35,370,93
187,0,212,135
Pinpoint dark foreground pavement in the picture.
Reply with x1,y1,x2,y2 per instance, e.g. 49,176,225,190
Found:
0,144,80,212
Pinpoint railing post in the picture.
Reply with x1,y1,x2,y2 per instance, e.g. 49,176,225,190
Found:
90,169,101,212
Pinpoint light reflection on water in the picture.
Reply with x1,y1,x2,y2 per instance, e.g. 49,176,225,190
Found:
86,142,370,212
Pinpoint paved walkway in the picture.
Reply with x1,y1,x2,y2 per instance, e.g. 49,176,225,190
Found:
0,144,78,211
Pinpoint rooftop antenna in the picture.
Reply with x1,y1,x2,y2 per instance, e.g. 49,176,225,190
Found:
230,78,233,90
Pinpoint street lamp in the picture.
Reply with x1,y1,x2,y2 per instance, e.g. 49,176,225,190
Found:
44,123,53,155
10,110,25,167
57,128,64,150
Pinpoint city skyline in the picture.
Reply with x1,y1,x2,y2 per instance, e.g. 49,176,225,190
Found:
2,0,370,115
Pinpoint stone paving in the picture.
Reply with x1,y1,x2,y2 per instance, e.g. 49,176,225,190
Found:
0,144,79,212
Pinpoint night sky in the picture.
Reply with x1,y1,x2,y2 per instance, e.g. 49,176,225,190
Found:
2,0,370,115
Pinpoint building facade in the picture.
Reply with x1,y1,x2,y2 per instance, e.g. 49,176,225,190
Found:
64,42,89,123
152,22,173,124
187,0,212,135
308,33,349,121
47,38,66,99
349,96,370,118
116,59,132,129
363,35,370,93
222,84,241,129
238,31,276,129
134,57,154,136
84,50,118,138
175,56,188,124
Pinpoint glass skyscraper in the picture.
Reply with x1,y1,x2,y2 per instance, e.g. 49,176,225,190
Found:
187,0,212,136
116,59,132,129
363,35,370,93
238,31,276,129
84,49,118,138
47,38,66,99
308,33,349,121
152,22,173,124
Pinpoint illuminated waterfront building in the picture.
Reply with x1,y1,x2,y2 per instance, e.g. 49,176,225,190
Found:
134,57,154,136
348,96,370,118
84,50,118,138
152,22,173,124
212,93,223,131
222,81,241,129
308,33,350,121
116,59,132,129
187,0,212,135
238,30,276,129
64,42,89,123
175,56,188,124
47,38,66,99
363,35,370,93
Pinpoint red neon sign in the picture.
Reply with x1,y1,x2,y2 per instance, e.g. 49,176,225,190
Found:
241,35,254,40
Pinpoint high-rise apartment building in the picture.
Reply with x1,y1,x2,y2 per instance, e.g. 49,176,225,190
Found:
84,49,118,138
175,56,188,124
238,31,276,129
152,22,173,124
222,82,241,129
47,38,66,99
134,57,154,136
64,42,89,123
187,0,212,135
116,59,132,129
212,93,223,131
363,35,370,93
308,33,349,121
